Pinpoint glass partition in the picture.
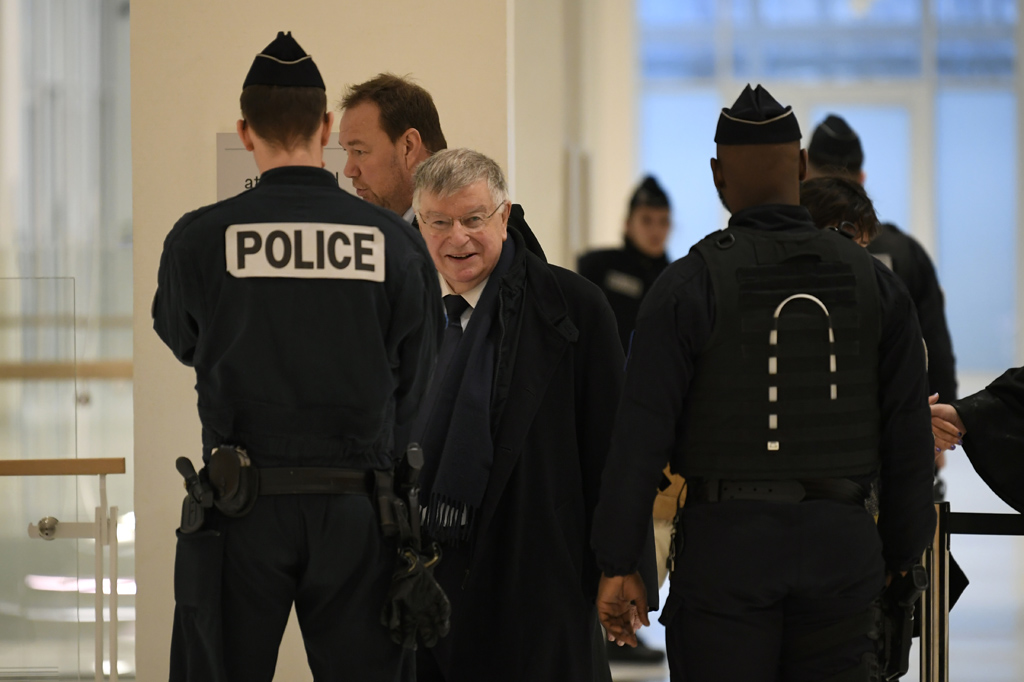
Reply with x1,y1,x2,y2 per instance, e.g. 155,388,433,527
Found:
0,276,81,678
0,274,134,680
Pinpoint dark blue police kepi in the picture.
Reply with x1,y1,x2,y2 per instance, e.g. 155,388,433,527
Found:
242,31,325,90
714,84,801,145
809,114,863,169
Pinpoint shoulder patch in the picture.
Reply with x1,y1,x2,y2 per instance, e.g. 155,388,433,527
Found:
225,223,385,281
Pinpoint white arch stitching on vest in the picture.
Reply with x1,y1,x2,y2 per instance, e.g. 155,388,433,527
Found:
767,293,838,452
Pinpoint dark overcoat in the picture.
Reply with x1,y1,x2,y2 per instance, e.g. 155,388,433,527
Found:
955,366,1024,512
426,209,647,682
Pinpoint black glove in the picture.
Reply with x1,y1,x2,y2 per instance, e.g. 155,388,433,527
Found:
381,544,451,650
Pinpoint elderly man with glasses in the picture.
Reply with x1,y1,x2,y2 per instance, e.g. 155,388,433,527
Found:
404,148,656,682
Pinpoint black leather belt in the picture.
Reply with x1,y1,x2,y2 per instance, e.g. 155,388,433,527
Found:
689,478,866,506
258,467,373,496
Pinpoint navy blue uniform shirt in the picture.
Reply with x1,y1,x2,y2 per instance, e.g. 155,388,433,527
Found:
153,166,442,470
592,204,936,576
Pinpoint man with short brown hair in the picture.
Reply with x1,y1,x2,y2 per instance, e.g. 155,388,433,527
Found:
339,73,447,220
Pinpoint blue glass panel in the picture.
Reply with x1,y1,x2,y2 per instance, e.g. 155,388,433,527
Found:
758,0,921,25
638,0,714,27
732,0,755,26
642,40,716,80
806,106,911,235
935,0,1016,24
937,38,1015,77
936,90,1017,371
734,37,921,80
825,0,921,24
640,89,724,260
758,0,822,25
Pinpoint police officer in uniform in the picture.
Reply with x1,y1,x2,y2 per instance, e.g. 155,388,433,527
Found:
153,32,441,681
806,115,957,409
591,85,936,681
806,114,956,497
578,176,672,353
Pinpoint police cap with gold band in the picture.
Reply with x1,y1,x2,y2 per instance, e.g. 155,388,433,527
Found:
242,31,325,90
714,84,801,145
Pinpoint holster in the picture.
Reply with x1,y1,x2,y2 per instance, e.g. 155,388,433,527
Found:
175,446,258,534
880,564,928,681
377,443,451,650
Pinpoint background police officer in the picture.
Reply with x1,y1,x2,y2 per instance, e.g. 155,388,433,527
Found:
152,32,441,681
806,115,957,489
591,85,936,681
578,175,672,353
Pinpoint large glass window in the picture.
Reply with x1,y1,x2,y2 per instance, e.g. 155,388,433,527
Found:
0,0,133,676
638,0,1019,373
936,90,1017,371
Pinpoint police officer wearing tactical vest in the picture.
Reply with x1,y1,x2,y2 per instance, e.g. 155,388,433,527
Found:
591,85,936,681
153,32,444,681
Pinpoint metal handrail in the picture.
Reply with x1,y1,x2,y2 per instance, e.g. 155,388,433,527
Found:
0,458,125,476
2,457,125,682
920,503,1024,682
0,361,132,380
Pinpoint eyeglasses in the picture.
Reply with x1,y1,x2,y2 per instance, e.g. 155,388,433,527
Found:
418,202,506,232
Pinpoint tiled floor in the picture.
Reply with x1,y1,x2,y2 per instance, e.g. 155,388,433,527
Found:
612,372,1024,682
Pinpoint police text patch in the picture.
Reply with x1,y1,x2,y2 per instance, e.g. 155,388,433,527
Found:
225,223,385,281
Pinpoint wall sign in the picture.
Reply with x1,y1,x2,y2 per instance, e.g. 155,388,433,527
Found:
216,132,353,202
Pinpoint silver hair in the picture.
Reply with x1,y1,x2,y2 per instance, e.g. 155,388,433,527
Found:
412,148,510,212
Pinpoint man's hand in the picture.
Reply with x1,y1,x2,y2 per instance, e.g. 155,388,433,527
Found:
596,572,650,647
929,393,965,452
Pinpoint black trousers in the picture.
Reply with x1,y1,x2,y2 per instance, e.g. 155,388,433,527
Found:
662,499,884,682
170,495,408,682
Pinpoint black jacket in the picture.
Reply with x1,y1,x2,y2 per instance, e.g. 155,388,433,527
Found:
152,166,442,469
577,238,670,352
428,208,655,682
868,222,957,401
954,366,1024,512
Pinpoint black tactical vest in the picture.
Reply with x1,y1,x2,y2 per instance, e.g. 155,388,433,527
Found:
679,226,882,480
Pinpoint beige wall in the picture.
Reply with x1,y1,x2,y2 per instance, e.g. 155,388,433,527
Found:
511,0,568,265
511,0,637,268
131,1,510,678
581,0,637,250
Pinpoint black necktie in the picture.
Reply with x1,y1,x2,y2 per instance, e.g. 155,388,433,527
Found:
435,294,470,384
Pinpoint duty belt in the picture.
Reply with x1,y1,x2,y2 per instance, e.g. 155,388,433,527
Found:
259,467,373,496
689,477,866,506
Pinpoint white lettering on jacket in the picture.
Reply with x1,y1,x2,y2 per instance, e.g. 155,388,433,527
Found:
225,223,385,281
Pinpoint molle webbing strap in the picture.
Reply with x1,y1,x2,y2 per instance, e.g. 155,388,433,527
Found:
681,227,881,480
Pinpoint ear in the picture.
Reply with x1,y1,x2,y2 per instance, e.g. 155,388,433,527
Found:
499,200,511,241
237,119,255,151
710,157,724,190
858,170,867,186
320,111,335,149
799,148,808,181
400,128,425,169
